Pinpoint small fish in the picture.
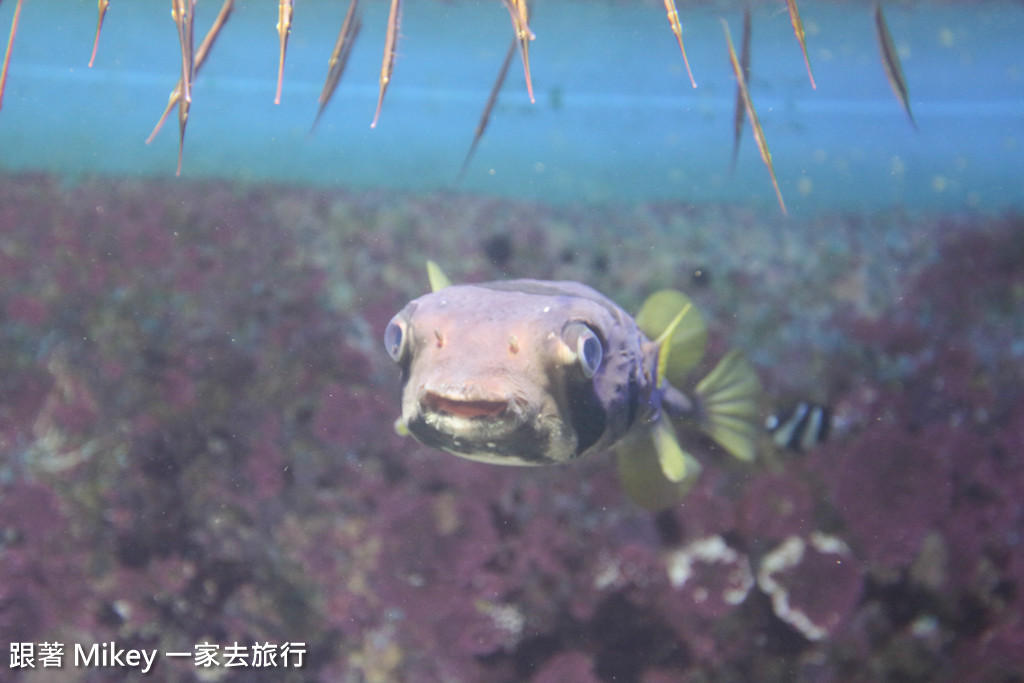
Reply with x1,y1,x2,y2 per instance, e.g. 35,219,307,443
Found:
662,0,696,88
457,38,517,182
385,264,762,510
501,0,535,103
873,2,917,129
311,0,362,133
170,0,195,107
147,0,233,145
275,0,294,105
723,18,786,215
786,0,816,89
729,7,752,174
371,0,401,129
170,0,197,177
0,0,25,112
88,0,110,68
765,402,830,453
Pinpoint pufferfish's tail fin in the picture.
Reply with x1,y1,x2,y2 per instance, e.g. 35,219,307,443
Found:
618,350,761,510
694,350,762,462
636,288,760,462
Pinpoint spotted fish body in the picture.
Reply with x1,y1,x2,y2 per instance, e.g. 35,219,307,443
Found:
385,266,761,507
386,279,682,465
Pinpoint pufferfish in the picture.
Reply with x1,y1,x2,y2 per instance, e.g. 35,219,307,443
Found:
384,262,762,509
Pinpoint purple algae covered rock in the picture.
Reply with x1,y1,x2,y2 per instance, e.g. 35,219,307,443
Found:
2,174,1023,681
827,427,952,570
0,482,88,643
531,650,601,683
664,536,754,620
756,533,863,641
738,466,818,550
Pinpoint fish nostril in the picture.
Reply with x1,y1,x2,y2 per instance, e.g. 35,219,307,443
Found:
426,393,507,419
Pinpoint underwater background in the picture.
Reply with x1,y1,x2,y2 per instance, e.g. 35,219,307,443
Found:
1,0,1023,681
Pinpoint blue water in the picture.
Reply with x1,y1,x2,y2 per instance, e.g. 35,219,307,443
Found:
0,0,1022,212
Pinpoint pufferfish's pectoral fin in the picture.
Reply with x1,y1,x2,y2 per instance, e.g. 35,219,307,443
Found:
635,289,707,386
393,416,410,437
616,419,702,511
426,260,452,292
694,350,762,462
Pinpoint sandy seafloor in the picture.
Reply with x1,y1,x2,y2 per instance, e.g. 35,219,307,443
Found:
1,173,1023,682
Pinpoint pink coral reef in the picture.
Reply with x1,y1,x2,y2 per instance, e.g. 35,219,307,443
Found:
1,173,1022,681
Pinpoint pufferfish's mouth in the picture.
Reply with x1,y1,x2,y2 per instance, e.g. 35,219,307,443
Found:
405,389,557,465
418,390,520,440
425,393,508,419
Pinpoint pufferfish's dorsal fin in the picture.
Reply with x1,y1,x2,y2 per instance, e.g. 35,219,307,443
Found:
426,261,452,292
635,289,707,386
616,419,702,511
694,350,762,462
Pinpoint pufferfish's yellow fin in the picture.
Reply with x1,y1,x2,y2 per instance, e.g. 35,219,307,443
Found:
616,419,702,511
694,350,762,462
394,417,410,437
426,261,452,292
651,417,693,483
654,303,692,388
636,289,707,386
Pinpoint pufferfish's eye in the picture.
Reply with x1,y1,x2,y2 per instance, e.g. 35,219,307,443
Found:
577,329,603,378
562,322,603,378
383,316,407,362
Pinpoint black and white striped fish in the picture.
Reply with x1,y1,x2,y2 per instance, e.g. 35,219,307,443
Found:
765,402,831,452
